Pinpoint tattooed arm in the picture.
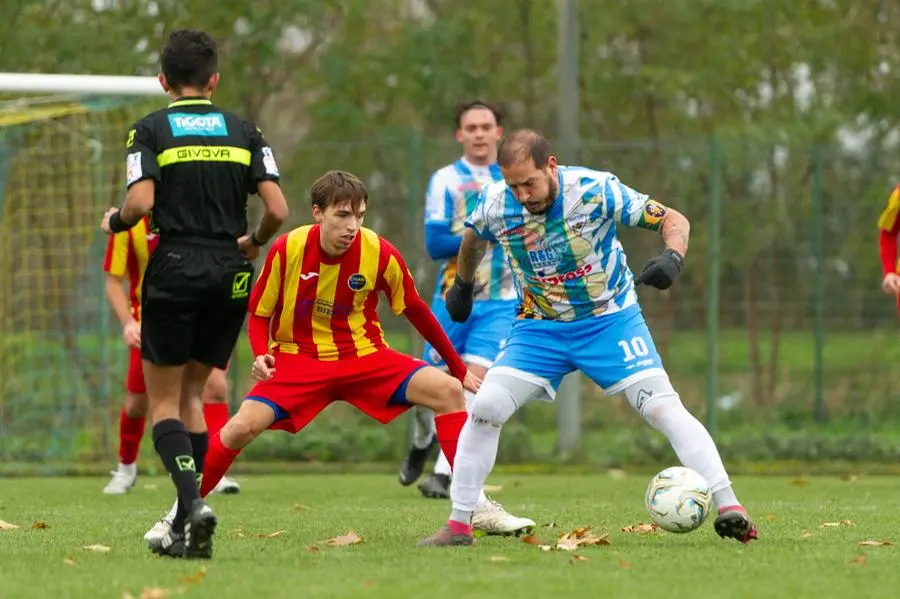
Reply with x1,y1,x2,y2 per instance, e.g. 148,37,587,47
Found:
657,207,690,257
456,228,489,283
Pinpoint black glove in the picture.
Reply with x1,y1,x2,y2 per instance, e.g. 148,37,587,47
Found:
634,248,684,290
445,274,475,322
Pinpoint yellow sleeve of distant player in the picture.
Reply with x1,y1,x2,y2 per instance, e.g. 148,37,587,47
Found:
878,187,900,231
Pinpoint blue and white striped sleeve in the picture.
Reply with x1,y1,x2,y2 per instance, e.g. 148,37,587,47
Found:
464,186,497,242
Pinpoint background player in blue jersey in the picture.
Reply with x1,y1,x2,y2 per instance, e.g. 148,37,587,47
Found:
397,101,533,536
419,129,758,547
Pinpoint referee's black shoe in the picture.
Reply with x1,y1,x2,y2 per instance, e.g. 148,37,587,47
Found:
398,435,437,486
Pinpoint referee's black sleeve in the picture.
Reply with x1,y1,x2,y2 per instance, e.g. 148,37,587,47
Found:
124,119,161,189
245,123,281,194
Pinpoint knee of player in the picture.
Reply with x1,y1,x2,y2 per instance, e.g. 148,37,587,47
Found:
469,385,517,427
431,376,465,415
202,373,229,404
221,416,261,448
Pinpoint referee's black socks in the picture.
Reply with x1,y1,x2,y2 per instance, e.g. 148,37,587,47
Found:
153,419,201,532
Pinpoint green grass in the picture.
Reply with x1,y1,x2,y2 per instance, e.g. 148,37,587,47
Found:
0,473,896,598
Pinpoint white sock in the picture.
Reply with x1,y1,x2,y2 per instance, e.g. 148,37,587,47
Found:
645,402,736,500
119,462,136,476
713,487,740,510
412,405,435,449
433,450,452,476
450,418,502,515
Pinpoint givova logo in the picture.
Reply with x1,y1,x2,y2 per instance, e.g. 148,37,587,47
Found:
168,112,228,137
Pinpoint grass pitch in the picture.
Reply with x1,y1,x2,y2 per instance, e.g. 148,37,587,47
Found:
0,472,895,599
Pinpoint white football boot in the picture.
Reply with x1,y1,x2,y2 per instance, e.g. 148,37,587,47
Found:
102,463,137,495
144,498,178,542
472,497,536,536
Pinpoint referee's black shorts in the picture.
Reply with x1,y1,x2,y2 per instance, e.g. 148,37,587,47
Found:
140,237,254,369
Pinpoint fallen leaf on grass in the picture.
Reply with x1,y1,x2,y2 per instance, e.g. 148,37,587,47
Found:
850,555,866,566
63,557,77,566
607,468,627,479
324,531,364,546
0,520,19,530
489,556,510,562
821,520,854,528
791,478,809,487
136,587,185,599
542,521,557,529
32,521,49,529
539,545,554,552
306,545,320,552
363,580,377,589
522,534,543,546
621,523,659,534
292,504,310,512
143,484,157,491
801,531,814,539
765,514,776,522
618,559,632,569
858,540,892,547
483,484,503,493
255,530,286,539
83,544,111,553
179,567,207,584
555,527,611,551
569,554,589,563
840,474,860,482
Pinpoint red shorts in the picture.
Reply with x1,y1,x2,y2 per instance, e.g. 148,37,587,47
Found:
245,349,428,434
125,347,230,395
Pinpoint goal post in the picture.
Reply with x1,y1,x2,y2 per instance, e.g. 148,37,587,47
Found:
0,73,164,471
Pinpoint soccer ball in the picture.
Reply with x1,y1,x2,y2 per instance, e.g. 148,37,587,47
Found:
645,466,713,533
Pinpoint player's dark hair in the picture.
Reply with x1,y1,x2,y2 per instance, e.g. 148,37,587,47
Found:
498,129,551,168
160,29,218,92
310,170,368,213
454,100,503,129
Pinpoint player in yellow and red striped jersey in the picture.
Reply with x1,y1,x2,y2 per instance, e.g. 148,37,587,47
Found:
196,172,504,525
102,215,241,503
878,186,900,314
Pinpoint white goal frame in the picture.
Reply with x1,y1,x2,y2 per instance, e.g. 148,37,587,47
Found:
0,73,165,96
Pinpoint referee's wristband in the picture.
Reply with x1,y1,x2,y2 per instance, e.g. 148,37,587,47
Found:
109,211,136,234
250,230,266,247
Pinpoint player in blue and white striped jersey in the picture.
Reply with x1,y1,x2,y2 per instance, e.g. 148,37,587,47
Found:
419,129,758,547
398,101,533,536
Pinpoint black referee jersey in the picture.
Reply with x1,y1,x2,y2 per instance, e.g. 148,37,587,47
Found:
124,96,280,243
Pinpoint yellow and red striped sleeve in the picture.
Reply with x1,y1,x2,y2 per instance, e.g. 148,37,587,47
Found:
249,233,289,318
378,239,418,315
878,186,900,232
129,218,152,321
103,231,130,277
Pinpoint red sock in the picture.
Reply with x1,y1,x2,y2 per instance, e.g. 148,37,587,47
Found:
118,409,145,465
203,402,230,437
200,432,241,497
434,410,467,471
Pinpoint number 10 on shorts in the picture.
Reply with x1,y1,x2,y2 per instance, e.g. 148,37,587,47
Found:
618,336,650,362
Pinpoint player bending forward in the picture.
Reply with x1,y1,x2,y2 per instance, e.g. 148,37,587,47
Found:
420,130,759,547
171,170,532,554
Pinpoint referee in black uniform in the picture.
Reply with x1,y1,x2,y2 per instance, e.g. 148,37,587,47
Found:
101,29,288,559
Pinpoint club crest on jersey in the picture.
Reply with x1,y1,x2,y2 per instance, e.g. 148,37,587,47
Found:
347,273,367,291
570,214,588,236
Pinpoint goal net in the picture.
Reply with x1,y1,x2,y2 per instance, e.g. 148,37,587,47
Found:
0,75,162,470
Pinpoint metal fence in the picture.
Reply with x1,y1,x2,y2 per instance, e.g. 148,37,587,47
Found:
1,101,898,471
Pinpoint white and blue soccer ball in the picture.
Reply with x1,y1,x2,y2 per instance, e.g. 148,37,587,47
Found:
645,466,713,533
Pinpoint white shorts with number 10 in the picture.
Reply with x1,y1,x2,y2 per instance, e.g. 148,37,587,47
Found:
490,304,664,399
